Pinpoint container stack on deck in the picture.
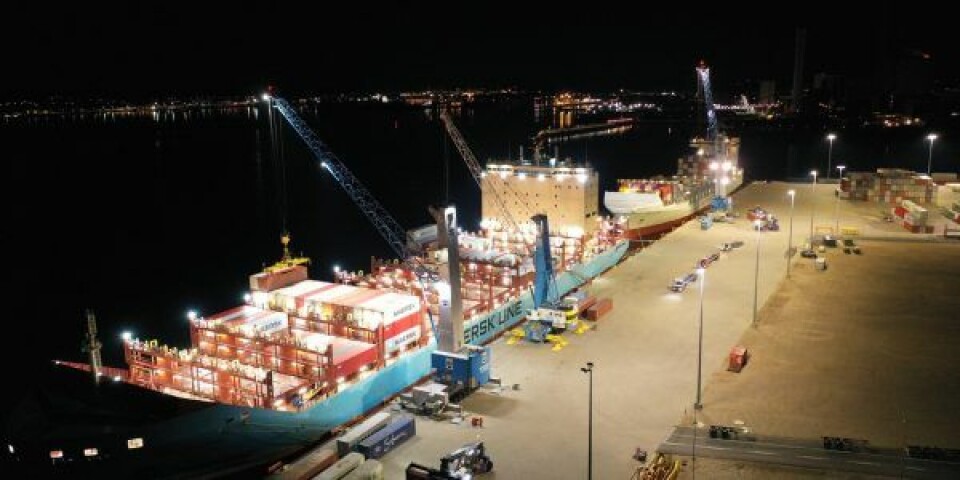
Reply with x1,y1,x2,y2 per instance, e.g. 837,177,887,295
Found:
361,224,622,325
124,265,428,412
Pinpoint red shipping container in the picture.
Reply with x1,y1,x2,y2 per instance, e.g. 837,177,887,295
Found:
585,298,613,321
578,296,598,315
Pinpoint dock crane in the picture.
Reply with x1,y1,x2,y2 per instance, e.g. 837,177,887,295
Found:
266,94,491,403
439,111,578,343
696,62,733,211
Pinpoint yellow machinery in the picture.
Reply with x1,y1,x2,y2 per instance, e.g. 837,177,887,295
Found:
265,234,310,273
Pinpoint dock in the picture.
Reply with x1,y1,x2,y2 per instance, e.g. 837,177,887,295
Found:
371,181,960,478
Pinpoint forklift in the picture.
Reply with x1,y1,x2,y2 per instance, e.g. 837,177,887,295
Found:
405,442,493,479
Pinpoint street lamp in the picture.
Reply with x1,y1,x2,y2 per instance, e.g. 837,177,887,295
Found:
695,267,705,410
787,190,796,278
926,134,938,176
753,220,762,327
709,161,719,196
580,362,595,480
809,170,818,244
834,165,846,235
826,134,837,178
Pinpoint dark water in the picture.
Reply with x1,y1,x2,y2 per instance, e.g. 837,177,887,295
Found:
3,101,957,414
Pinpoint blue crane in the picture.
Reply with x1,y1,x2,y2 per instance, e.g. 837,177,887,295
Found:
696,61,718,144
268,94,490,402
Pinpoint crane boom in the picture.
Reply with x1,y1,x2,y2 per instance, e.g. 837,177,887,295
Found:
439,111,531,232
269,95,439,342
271,97,418,266
696,62,719,143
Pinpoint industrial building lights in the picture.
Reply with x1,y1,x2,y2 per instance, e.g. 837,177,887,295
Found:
580,361,595,480
826,133,837,178
835,165,846,235
243,292,252,303
695,268,705,410
926,134,938,176
787,190,796,278
809,170,818,243
121,331,132,342
187,310,198,322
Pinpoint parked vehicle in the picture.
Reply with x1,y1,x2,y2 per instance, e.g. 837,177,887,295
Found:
800,249,817,259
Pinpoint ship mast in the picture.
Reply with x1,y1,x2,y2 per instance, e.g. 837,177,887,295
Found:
83,309,103,384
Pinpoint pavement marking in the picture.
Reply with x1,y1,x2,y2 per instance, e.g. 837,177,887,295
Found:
848,460,879,466
905,466,925,471
797,455,827,461
748,450,778,456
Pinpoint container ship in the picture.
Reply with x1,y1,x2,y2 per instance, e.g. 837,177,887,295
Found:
604,133,744,239
5,161,629,477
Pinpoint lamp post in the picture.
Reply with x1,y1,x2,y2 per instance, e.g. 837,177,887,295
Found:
787,190,796,278
753,220,762,327
709,161,719,198
809,170,818,244
695,268,705,410
926,134,938,176
580,362,594,480
826,134,837,178
834,165,846,235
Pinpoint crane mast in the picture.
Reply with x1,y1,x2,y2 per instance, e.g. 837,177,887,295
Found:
438,110,533,232
270,97,416,265
268,95,441,343
696,62,719,147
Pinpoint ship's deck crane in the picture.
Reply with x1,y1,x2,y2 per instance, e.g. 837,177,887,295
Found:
439,111,575,343
268,94,491,402
696,61,719,146
439,110,534,233
696,62,733,210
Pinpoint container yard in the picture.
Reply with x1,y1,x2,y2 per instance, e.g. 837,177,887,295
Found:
840,168,936,204
369,180,960,479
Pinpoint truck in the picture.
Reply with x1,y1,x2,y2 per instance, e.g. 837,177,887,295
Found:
405,442,493,479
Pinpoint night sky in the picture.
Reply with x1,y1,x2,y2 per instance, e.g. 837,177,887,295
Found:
2,3,957,97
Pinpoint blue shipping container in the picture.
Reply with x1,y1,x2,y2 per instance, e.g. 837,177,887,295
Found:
355,415,416,459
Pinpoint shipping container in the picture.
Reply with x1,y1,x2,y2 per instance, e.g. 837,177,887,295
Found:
268,447,337,480
355,414,416,459
337,412,392,457
250,265,310,293
342,459,384,480
316,452,365,480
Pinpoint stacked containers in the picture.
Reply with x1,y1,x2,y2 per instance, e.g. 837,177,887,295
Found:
336,412,392,457
847,170,935,205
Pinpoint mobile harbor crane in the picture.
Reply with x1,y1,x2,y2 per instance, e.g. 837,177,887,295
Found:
268,94,492,408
